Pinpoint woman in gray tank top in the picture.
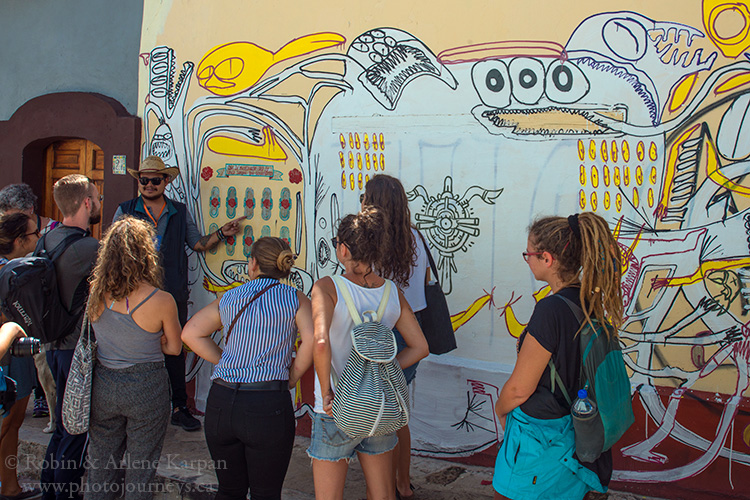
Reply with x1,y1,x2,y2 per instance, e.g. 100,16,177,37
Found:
85,217,182,500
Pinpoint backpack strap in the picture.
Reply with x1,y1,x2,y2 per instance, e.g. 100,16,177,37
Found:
333,276,363,325
375,280,392,321
554,293,585,323
416,230,440,286
548,360,572,406
34,230,87,262
333,276,392,324
546,293,588,407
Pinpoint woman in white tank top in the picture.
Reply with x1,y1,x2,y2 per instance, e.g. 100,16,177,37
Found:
309,207,428,500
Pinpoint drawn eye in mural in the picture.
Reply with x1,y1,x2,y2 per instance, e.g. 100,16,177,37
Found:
603,17,649,61
545,60,590,103
317,238,331,268
702,1,750,58
508,58,545,105
471,60,511,109
471,57,619,138
717,93,750,161
347,27,457,110
287,268,314,294
565,12,717,125
407,177,503,294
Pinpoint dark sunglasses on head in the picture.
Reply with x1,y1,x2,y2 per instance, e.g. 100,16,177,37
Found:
139,176,165,186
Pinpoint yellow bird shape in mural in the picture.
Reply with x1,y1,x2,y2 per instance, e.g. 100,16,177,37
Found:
450,290,494,332
207,126,288,160
197,32,346,96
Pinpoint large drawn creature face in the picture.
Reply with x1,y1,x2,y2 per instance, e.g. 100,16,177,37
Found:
565,12,717,125
469,56,635,139
347,28,457,110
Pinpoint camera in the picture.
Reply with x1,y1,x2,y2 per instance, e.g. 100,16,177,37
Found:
9,337,40,357
0,338,38,415
0,337,41,366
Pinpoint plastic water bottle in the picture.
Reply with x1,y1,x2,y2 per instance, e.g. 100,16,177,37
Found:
571,389,604,463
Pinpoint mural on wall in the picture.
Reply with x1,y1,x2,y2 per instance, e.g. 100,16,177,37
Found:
140,2,750,495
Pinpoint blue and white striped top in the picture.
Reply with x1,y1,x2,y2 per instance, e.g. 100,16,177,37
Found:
214,277,300,383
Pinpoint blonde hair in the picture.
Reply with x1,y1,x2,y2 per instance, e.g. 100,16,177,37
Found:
53,174,93,217
88,216,163,321
529,212,623,334
251,237,295,279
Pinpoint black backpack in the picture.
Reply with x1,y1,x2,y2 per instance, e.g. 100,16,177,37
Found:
0,231,86,343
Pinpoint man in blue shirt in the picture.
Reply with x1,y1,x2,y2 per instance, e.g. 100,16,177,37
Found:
114,156,243,432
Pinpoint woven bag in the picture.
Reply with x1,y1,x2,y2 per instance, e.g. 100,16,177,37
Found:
62,304,96,435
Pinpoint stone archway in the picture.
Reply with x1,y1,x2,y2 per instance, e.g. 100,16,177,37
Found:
0,92,141,227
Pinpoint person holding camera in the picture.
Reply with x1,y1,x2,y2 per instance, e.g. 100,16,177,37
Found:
0,183,60,427
0,212,42,500
0,322,35,416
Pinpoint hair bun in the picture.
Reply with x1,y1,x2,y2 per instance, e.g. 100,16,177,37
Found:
276,249,295,273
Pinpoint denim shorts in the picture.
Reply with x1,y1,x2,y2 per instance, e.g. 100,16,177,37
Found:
306,412,397,462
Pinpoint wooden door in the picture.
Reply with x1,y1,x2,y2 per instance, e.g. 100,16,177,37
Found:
44,139,104,239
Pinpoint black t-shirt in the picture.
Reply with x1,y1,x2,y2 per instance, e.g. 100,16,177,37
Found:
44,225,99,350
517,286,613,486
520,286,582,419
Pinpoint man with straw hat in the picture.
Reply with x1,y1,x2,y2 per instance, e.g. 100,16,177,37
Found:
114,156,244,432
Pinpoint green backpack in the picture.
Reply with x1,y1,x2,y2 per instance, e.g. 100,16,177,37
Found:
549,294,635,457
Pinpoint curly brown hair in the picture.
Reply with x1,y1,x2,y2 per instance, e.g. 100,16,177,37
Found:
337,206,391,280
529,212,623,334
88,216,163,321
362,174,416,287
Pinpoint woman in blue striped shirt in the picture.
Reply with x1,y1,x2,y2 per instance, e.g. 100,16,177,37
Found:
182,237,313,500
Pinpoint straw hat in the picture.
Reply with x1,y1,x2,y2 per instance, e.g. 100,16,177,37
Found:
127,156,180,181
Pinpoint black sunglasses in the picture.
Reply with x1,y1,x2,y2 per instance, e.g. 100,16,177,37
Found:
139,176,165,186
360,193,365,203
331,237,338,248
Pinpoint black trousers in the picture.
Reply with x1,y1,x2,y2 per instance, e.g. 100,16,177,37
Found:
204,383,295,500
164,300,189,408
41,349,88,500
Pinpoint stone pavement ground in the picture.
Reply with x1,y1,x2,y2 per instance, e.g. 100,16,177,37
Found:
14,400,665,499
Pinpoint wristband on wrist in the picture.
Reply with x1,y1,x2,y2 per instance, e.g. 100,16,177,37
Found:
217,227,226,241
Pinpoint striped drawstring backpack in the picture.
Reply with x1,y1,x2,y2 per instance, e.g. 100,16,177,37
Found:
331,276,410,438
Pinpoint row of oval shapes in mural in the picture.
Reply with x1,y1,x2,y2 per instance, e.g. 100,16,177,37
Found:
578,139,658,163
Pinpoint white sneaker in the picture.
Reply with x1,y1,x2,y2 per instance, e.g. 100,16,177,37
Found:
43,421,54,434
